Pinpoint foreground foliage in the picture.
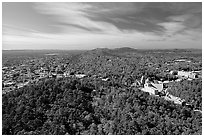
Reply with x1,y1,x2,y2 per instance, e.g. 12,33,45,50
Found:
2,78,202,135
168,79,202,110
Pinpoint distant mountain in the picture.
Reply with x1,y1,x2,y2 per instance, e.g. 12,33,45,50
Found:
85,47,138,56
73,47,138,61
111,47,137,53
89,48,111,55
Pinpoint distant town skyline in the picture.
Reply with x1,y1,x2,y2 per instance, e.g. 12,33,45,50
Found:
2,2,202,50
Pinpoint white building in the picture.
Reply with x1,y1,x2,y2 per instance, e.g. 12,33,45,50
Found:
142,82,163,95
174,59,186,62
75,74,86,78
164,93,185,105
102,78,109,81
175,78,182,82
177,71,197,79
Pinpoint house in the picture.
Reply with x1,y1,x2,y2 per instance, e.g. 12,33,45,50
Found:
75,74,86,78
174,59,186,62
142,82,163,95
178,71,189,78
164,92,185,105
102,78,109,81
163,81,170,84
175,78,182,82
187,78,193,81
177,71,198,79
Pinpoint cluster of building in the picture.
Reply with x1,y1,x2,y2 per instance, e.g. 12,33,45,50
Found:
170,70,201,81
3,65,31,94
139,76,186,105
174,59,191,63
2,57,90,94
3,56,114,94
140,76,167,96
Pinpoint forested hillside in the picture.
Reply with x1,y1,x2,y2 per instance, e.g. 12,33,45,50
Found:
2,77,202,135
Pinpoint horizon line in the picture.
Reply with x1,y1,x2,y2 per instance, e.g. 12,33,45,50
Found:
2,48,202,51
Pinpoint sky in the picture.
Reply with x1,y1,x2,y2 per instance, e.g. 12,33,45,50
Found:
2,2,202,50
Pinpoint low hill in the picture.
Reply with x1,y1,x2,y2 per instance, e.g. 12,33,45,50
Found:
111,47,137,53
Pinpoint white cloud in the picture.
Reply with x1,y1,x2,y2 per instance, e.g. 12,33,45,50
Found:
167,14,192,22
34,2,121,34
3,26,201,50
158,13,201,42
158,22,186,36
3,3,202,50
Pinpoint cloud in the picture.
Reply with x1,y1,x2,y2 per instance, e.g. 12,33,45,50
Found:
3,24,201,50
34,2,121,34
33,2,201,36
2,2,202,50
2,25,149,50
158,12,201,39
158,22,185,36
3,24,41,36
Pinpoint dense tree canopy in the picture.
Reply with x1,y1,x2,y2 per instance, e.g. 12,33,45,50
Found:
2,49,202,135
168,79,202,110
2,77,202,135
